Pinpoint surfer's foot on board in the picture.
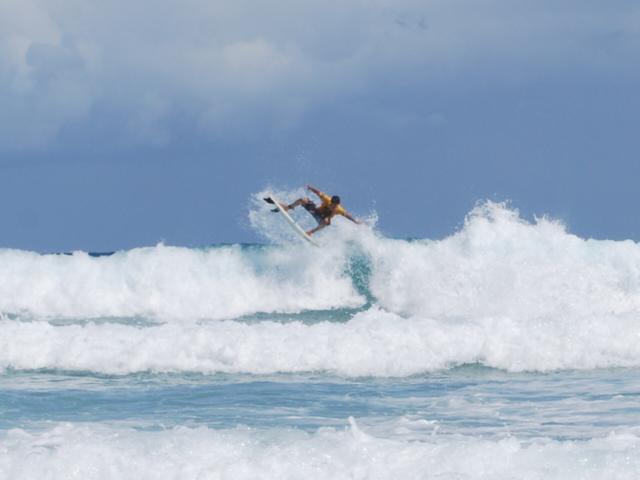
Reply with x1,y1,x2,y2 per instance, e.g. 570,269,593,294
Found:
263,197,281,213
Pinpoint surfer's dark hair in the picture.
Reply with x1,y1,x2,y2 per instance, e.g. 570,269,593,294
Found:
331,195,341,204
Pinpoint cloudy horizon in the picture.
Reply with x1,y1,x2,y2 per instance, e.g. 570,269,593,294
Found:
1,0,639,251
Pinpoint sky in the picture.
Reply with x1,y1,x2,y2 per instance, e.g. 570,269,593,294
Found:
1,0,639,251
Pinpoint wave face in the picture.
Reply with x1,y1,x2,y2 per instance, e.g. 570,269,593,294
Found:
0,243,363,321
2,422,639,480
2,201,640,375
366,202,640,321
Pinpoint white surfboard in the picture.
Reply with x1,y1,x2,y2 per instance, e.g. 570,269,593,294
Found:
268,196,319,247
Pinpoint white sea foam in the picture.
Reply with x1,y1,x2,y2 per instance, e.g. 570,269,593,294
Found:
364,201,640,321
0,243,363,321
2,306,639,375
1,421,639,480
12,197,639,326
2,201,640,374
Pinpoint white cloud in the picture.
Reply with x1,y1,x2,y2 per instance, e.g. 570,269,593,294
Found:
0,0,638,150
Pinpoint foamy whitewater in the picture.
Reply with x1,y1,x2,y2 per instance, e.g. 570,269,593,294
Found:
1,198,639,479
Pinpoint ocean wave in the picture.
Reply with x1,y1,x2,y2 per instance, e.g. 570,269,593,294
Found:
2,201,640,374
2,421,639,480
3,201,640,326
0,243,363,321
2,306,639,375
363,201,640,321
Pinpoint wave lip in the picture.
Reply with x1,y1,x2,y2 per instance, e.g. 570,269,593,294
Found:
2,422,639,480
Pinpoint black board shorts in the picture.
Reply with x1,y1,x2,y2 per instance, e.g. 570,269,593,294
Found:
303,201,326,224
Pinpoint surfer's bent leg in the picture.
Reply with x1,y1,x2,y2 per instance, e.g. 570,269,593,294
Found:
287,198,314,211
301,200,327,226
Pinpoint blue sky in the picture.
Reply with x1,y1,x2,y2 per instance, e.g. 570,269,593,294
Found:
1,0,639,251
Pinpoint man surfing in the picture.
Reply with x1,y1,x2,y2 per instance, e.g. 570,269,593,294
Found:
264,184,361,235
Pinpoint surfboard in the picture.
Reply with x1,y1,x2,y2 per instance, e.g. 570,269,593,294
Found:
267,196,319,247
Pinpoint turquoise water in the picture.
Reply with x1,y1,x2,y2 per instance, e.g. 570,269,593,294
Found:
2,368,639,441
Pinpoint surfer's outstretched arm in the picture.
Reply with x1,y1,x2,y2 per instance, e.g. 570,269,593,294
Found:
307,222,328,236
306,184,324,200
342,211,361,224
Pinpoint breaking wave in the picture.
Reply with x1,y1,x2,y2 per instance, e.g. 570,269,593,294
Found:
2,200,640,375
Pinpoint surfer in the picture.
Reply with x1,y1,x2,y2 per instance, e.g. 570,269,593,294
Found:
264,184,361,235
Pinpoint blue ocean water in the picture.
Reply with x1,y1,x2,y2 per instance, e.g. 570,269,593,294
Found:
1,201,640,478
2,368,639,440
